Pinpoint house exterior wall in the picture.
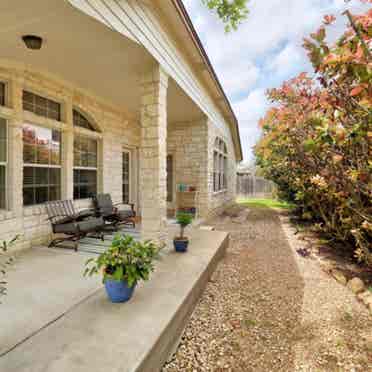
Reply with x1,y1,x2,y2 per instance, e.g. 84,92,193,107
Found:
167,118,236,220
0,0,242,249
167,119,208,218
67,0,241,219
207,120,237,217
0,62,237,251
139,66,169,243
68,0,241,163
0,63,140,251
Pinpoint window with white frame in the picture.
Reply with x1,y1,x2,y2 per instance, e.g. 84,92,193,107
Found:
213,137,228,192
122,151,130,204
23,123,61,205
23,90,61,121
0,118,7,209
73,109,95,131
73,109,98,199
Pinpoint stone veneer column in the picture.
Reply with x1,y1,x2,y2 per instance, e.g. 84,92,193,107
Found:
61,98,74,199
140,65,169,245
8,76,24,217
196,117,210,219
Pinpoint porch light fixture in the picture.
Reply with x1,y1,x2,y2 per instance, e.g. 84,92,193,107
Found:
22,35,43,50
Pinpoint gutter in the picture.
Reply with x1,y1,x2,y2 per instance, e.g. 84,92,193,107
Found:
171,0,243,162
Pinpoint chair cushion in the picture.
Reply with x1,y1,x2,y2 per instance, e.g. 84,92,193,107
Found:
117,209,135,219
77,217,104,233
53,222,78,234
53,216,74,225
76,209,94,220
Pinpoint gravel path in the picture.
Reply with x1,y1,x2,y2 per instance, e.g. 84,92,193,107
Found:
163,205,372,372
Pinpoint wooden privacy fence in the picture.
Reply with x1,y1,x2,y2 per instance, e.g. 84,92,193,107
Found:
237,174,275,198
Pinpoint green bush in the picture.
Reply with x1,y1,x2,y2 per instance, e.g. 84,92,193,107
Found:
255,8,371,265
84,235,159,288
175,212,193,239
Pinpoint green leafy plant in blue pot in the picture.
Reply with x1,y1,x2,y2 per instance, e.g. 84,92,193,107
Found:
84,235,159,303
173,212,193,252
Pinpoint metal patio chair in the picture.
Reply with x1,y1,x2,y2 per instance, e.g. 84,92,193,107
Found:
45,199,105,251
93,193,136,230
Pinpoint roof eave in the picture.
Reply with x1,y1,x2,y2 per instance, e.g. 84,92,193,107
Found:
171,0,243,162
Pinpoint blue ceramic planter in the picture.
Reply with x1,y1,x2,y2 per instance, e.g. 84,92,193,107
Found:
104,279,136,303
173,239,189,253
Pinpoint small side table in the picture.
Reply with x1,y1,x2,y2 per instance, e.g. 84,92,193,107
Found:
176,190,199,218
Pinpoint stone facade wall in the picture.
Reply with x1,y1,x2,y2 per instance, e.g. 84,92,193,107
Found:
0,63,238,251
167,119,208,218
206,120,237,218
167,118,237,220
0,64,140,251
139,66,168,244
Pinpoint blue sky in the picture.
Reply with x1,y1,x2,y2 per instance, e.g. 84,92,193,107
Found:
183,0,370,164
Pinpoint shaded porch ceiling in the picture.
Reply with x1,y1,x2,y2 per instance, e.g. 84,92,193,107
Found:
0,0,203,123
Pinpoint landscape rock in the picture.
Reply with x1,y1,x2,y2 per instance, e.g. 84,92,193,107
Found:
319,259,334,273
346,277,365,294
331,269,347,286
232,209,250,224
365,335,372,351
164,206,372,372
364,295,372,307
357,290,369,302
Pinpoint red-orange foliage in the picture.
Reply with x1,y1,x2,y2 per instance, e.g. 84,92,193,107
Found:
255,5,371,265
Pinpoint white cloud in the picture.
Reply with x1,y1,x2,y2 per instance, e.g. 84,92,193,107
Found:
184,0,370,161
268,43,305,77
233,89,268,123
233,89,269,161
217,60,260,97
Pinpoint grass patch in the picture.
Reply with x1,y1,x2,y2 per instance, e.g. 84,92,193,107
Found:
243,318,257,328
237,198,294,210
342,311,353,322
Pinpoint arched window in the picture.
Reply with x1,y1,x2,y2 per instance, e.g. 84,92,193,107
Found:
213,137,228,192
73,109,96,131
73,109,98,199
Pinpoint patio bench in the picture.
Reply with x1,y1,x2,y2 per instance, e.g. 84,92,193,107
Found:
45,199,105,251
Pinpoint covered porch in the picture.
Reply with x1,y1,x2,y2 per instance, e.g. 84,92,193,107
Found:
0,0,211,249
0,227,228,372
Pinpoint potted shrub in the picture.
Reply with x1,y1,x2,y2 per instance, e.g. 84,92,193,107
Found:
84,235,158,303
173,212,193,252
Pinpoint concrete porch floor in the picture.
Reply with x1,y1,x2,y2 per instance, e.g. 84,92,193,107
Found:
0,227,228,372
